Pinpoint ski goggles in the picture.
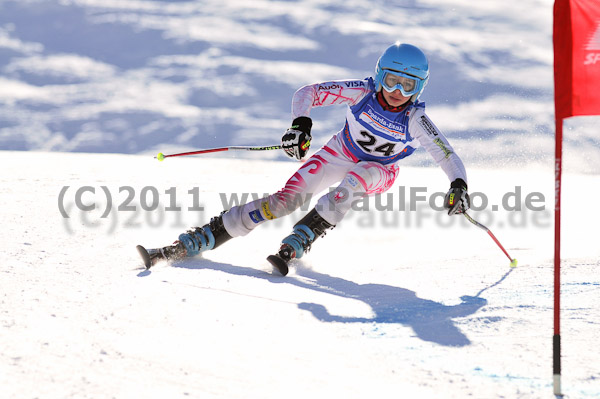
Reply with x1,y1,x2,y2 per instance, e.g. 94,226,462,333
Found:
381,71,422,97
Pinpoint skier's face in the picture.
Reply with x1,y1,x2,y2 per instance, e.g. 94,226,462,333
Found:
382,88,411,107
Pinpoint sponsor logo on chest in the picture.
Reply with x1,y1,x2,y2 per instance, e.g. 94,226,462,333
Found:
358,105,406,139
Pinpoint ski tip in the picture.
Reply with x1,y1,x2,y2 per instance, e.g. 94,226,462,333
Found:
136,245,152,269
267,254,289,276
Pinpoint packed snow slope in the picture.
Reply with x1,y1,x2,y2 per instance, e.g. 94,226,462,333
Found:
1,0,599,171
1,0,599,397
1,150,599,399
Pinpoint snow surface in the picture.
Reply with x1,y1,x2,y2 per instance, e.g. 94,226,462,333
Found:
1,0,600,398
1,150,599,399
1,0,599,172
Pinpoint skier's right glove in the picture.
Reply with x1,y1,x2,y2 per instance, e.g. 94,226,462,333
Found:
282,116,312,161
444,178,470,215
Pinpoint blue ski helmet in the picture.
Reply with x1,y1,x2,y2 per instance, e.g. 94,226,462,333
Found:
375,42,429,101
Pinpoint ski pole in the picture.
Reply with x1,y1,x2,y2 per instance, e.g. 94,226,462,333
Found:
155,145,282,161
463,212,518,268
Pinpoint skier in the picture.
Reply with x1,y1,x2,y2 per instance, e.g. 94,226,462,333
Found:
137,42,471,275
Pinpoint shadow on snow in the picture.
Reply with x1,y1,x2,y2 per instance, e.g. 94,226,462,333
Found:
139,258,511,347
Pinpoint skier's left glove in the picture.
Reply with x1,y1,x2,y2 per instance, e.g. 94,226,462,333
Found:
444,178,470,215
282,116,312,161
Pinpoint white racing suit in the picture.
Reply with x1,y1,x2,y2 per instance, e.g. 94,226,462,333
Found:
222,77,467,237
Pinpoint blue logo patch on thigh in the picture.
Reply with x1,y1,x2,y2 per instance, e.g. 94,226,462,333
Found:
347,175,360,188
249,209,265,224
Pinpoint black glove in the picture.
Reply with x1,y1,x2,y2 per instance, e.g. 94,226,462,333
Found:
444,178,470,215
282,116,312,161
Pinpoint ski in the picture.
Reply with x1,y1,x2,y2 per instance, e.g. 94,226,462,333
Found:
136,245,154,269
136,243,185,269
266,254,289,276
138,242,291,275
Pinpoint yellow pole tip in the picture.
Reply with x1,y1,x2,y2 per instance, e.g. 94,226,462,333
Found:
157,152,165,161
510,258,518,268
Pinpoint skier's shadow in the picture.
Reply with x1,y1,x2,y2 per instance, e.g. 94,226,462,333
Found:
170,258,499,347
291,265,489,347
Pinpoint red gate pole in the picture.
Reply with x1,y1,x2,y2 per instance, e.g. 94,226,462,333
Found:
553,116,563,396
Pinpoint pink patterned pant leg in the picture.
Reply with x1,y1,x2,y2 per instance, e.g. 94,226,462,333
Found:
316,161,399,225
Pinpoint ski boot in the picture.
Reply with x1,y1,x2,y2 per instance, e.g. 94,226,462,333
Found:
267,208,334,276
137,212,232,269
